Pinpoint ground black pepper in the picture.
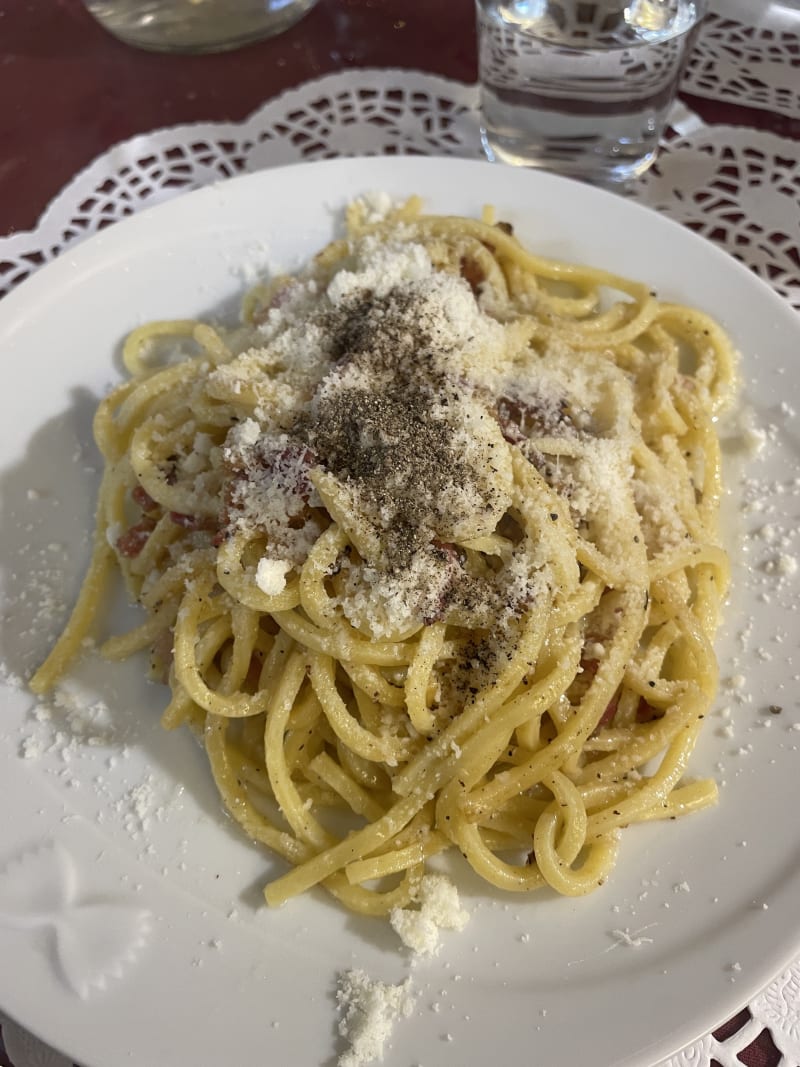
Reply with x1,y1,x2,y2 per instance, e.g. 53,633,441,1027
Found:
297,287,501,571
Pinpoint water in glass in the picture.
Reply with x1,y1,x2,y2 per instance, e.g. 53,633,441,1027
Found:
477,0,706,183
83,0,319,53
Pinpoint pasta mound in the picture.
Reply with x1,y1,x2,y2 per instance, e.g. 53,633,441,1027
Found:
33,198,736,915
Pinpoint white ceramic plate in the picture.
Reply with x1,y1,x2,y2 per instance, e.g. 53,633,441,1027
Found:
1,157,799,1067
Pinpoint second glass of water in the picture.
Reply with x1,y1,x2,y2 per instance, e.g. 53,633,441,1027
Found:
477,0,707,184
82,0,320,53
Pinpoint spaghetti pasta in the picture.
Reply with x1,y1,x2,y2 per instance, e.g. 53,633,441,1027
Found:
31,197,736,917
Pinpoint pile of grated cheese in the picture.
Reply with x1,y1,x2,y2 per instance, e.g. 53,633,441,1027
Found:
336,969,416,1067
389,873,470,957
211,228,638,644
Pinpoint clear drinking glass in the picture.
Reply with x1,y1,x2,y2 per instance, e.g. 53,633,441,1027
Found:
83,0,320,54
476,0,707,183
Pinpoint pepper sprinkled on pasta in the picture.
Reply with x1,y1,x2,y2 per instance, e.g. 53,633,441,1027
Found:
32,195,736,916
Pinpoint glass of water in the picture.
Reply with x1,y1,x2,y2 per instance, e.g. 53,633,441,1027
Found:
82,0,320,53
476,0,707,184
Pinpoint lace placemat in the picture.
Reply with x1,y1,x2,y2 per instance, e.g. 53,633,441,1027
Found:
1,72,798,310
685,0,800,119
0,29,798,1067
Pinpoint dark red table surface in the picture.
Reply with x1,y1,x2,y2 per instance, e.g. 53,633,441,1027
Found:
1,0,799,240
0,2,797,1065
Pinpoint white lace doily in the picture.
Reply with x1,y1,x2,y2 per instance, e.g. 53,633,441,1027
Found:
631,106,800,306
1,13,799,1067
684,0,800,119
1,71,798,311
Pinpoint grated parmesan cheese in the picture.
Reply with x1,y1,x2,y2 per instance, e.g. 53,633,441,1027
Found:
326,237,431,305
208,231,559,644
609,925,655,948
351,190,396,225
336,969,415,1067
389,874,470,957
255,556,292,595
